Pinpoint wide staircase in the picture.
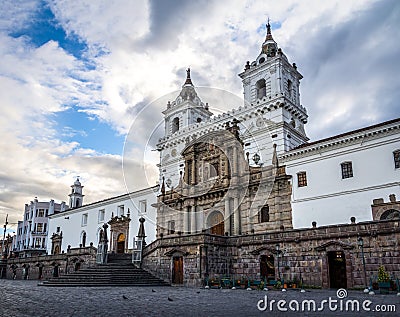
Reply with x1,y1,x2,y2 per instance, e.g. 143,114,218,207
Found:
39,254,169,287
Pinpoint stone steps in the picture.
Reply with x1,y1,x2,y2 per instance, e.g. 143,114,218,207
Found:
39,262,169,287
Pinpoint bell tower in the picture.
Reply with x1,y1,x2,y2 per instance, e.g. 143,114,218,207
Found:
68,177,84,209
162,68,213,137
239,22,309,152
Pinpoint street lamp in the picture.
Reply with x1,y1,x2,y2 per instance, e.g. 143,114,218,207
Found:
276,244,281,280
252,153,260,166
358,236,368,292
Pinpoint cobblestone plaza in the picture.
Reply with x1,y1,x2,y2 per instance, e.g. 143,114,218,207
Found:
0,280,398,316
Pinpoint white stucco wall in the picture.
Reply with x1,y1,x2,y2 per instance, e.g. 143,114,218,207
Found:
47,186,158,254
282,126,400,228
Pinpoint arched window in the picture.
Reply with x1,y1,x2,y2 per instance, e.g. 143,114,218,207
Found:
81,231,86,247
256,79,266,99
380,209,400,220
259,205,269,223
97,228,104,244
287,79,293,97
172,117,180,133
75,198,80,208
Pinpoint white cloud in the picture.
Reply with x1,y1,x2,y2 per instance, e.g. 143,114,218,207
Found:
0,0,399,229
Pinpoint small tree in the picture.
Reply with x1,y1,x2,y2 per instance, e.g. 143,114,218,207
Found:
377,265,390,282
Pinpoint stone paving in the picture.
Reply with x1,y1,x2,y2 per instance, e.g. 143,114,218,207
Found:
0,280,399,317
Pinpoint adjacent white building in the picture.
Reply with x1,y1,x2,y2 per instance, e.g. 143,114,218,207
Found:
47,186,158,254
13,197,67,257
281,118,400,228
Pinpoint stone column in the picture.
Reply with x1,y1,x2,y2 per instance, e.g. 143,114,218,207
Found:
224,198,230,235
232,146,238,176
233,197,240,235
191,157,196,185
184,207,189,234
191,206,197,233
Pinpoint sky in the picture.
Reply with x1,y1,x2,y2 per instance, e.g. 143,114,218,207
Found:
0,0,399,233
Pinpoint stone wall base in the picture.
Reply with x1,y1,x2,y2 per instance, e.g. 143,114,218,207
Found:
142,219,400,289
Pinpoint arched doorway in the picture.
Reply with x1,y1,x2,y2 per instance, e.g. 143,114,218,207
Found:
207,211,224,235
117,233,125,254
260,255,275,282
328,251,347,289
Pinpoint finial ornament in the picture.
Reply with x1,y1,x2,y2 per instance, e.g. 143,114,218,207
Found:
183,68,193,86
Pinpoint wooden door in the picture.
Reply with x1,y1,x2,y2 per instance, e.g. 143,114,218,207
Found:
172,256,183,284
328,251,347,289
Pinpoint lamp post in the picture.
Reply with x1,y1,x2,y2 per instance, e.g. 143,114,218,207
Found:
358,236,368,292
0,214,8,278
276,244,281,280
252,153,260,166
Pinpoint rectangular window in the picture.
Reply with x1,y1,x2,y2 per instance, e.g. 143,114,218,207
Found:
297,171,307,187
35,238,41,248
394,150,400,169
37,223,43,232
38,209,44,217
168,220,175,235
341,161,353,179
139,200,147,214
81,213,88,226
44,223,47,233
56,226,60,233
98,209,105,223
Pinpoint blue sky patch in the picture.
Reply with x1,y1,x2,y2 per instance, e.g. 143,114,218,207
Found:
55,108,125,156
9,2,87,59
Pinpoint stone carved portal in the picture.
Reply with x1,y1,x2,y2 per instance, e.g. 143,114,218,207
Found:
207,211,224,236
108,214,131,254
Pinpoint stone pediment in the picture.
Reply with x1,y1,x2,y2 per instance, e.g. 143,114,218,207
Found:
314,240,355,252
164,248,189,257
250,245,280,255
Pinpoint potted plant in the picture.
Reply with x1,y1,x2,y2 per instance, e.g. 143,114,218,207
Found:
377,265,390,293
292,277,299,289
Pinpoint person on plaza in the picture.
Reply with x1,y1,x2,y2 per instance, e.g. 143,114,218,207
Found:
10,264,17,280
22,264,30,280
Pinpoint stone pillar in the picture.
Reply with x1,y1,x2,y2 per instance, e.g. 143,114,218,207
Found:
224,198,230,235
191,158,196,185
191,206,197,233
232,146,238,176
184,207,189,234
234,197,240,235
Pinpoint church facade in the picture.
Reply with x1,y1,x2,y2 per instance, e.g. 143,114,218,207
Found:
141,23,400,288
